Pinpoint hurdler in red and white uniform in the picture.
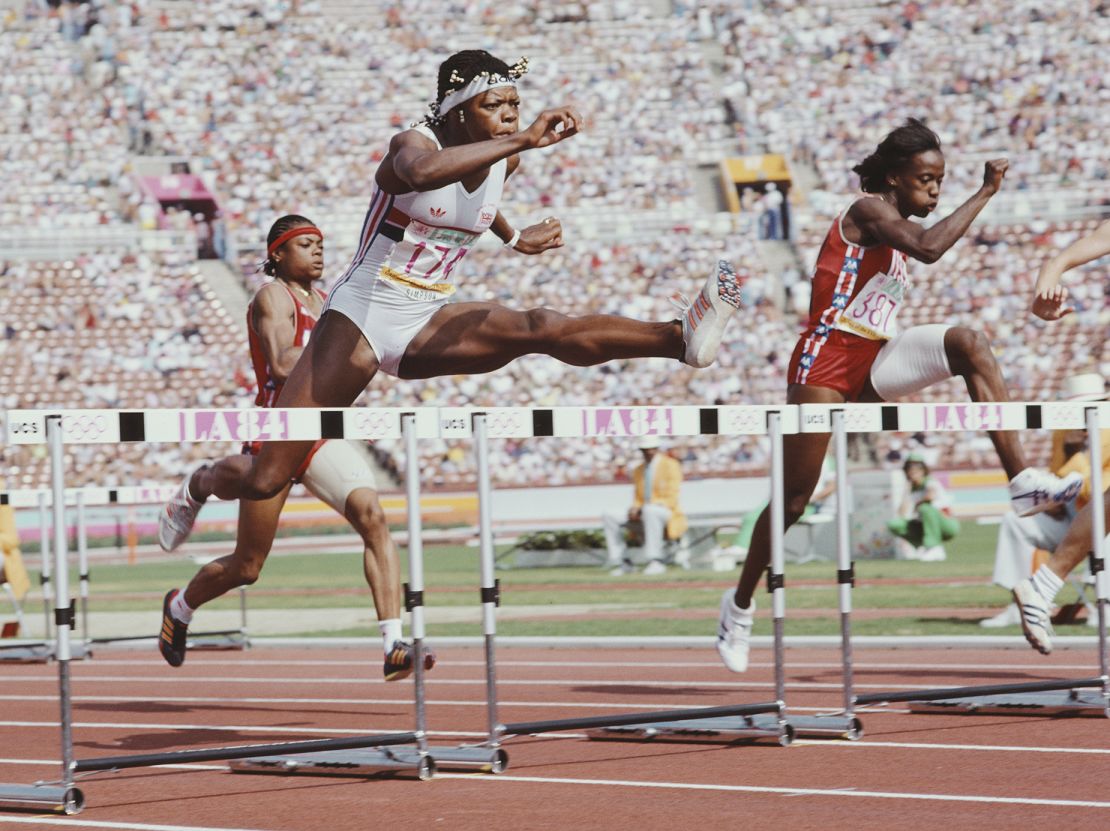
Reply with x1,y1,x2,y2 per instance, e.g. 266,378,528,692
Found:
245,269,381,519
788,200,953,401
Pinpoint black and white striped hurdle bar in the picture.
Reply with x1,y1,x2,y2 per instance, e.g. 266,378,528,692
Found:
2,404,800,444
0,485,177,508
5,402,1106,447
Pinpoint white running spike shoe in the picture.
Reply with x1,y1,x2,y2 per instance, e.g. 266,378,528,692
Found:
1008,468,1083,518
1012,578,1054,654
677,260,743,368
158,464,208,552
716,589,755,673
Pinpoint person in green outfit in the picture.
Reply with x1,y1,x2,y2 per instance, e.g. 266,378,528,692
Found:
888,454,959,561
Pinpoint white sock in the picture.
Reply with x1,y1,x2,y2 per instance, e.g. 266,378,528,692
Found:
185,465,208,505
379,618,403,655
170,591,194,624
1031,565,1065,605
729,592,754,618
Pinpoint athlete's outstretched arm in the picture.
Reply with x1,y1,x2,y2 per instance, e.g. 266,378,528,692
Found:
1032,219,1110,321
851,160,1007,264
377,107,582,194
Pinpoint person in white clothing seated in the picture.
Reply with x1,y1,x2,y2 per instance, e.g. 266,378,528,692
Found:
603,437,688,576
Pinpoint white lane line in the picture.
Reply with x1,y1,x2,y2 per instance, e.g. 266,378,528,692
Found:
0,720,483,738
793,739,1110,755
0,693,844,713
85,658,1096,672
435,773,1110,808
4,675,1065,692
0,758,240,770
0,809,277,831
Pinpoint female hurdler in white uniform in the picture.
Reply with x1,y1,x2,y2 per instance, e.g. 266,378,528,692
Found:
159,50,744,554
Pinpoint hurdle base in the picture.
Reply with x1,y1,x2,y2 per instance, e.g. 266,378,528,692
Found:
187,630,249,651
229,748,434,780
0,642,53,664
428,746,508,772
907,689,1110,718
587,714,793,746
786,714,863,740
0,784,84,815
0,642,91,664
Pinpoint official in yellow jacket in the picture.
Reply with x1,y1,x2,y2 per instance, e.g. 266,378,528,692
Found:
603,436,687,575
0,479,32,603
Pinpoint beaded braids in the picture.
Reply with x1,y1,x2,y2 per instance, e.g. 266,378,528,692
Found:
421,50,529,126
852,119,942,194
261,214,316,276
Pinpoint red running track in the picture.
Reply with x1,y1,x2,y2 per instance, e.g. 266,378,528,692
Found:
0,643,1108,831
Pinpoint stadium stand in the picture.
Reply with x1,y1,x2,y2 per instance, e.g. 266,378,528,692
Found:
0,0,1105,491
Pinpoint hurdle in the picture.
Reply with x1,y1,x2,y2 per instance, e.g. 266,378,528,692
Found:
0,484,244,656
0,491,91,664
0,410,439,813
804,401,1110,721
439,404,855,755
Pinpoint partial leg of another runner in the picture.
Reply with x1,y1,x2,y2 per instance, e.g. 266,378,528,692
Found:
159,312,379,548
869,323,1083,515
1012,491,1109,654
299,439,432,681
159,483,293,667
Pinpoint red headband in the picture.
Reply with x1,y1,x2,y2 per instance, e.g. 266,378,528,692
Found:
267,225,323,258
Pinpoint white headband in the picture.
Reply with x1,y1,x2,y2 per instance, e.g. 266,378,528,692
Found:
437,74,517,116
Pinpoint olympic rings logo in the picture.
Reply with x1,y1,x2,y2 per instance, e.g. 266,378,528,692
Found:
720,408,768,436
486,410,527,437
354,410,401,439
63,413,110,442
843,408,880,432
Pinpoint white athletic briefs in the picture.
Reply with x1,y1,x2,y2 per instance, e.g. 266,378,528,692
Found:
869,323,953,401
301,439,379,514
327,276,446,377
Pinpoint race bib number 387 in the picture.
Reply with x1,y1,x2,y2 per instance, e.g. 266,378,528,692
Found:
834,271,906,341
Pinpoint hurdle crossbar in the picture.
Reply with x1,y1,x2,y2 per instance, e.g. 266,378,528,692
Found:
502,701,784,736
855,676,1107,706
74,732,421,772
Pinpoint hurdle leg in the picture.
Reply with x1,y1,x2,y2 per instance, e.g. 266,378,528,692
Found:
1086,408,1110,715
768,410,788,730
474,414,501,744
47,419,80,804
402,413,430,757
76,492,91,654
38,493,53,643
0,418,88,814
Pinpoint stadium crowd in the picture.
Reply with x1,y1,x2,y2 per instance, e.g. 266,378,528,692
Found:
0,0,1106,491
